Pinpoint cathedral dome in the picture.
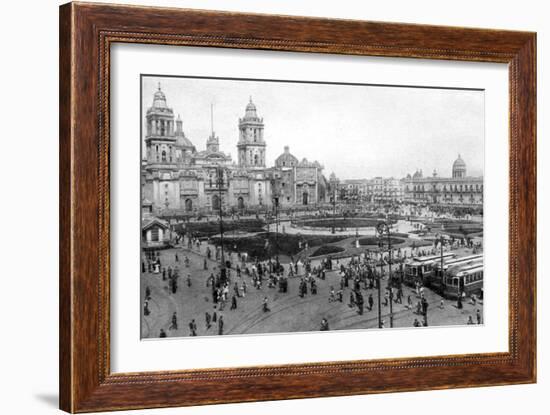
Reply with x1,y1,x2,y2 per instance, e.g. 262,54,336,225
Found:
452,154,467,178
275,146,298,168
152,84,168,109
243,97,260,120
176,135,195,150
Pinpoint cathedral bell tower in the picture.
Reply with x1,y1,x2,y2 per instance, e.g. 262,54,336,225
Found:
237,97,266,168
145,83,176,165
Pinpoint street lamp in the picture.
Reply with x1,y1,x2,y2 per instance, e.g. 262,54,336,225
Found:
331,188,337,234
377,221,394,328
273,195,280,266
215,166,226,284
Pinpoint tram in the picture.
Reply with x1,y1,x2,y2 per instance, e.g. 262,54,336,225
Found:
403,252,456,287
442,260,484,299
431,254,484,294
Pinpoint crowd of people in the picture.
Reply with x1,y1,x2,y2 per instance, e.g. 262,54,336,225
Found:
142,209,484,338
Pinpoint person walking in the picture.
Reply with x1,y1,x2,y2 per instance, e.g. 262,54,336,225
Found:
368,293,374,311
230,295,238,310
169,312,178,331
218,315,224,335
476,309,482,324
262,296,270,313
205,311,211,330
189,319,197,336
329,286,336,302
349,291,356,308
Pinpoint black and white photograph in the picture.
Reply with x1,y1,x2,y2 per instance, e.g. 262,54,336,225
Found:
140,75,485,338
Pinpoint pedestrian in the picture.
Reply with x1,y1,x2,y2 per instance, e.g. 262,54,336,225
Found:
159,329,167,338
218,315,224,335
413,318,421,327
349,291,356,308
467,315,474,325
263,296,270,312
187,274,192,287
320,318,330,331
368,293,374,311
421,297,429,316
189,319,197,336
311,279,317,295
329,286,336,302
476,309,482,324
205,311,211,329
212,310,217,323
169,312,178,330
143,300,150,316
337,289,343,303
230,295,238,310
439,299,445,309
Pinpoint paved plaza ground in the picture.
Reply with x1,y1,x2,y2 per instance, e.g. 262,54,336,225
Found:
141,239,483,339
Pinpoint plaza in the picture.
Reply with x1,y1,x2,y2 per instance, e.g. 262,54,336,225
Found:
141,212,484,338
140,79,484,338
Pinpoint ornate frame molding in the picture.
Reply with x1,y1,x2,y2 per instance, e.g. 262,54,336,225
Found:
60,2,536,412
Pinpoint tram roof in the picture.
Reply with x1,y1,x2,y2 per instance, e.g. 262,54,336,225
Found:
408,253,456,264
448,263,484,276
434,254,484,269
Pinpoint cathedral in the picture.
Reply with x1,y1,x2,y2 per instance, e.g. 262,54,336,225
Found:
141,85,327,215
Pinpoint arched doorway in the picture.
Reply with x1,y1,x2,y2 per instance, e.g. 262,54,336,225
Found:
212,194,220,211
302,192,309,205
237,197,245,210
185,198,193,212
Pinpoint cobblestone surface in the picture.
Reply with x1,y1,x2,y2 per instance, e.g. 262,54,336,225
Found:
141,240,483,339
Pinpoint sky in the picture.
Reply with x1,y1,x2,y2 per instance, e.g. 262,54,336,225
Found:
141,75,484,180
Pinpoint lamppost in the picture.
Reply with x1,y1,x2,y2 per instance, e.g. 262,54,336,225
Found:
215,166,226,284
331,188,337,234
273,195,280,266
376,253,382,328
377,221,394,328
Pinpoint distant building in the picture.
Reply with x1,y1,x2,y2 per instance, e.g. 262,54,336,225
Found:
141,85,327,214
402,155,483,207
337,177,403,205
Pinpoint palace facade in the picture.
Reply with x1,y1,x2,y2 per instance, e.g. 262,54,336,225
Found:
402,155,483,207
141,85,327,214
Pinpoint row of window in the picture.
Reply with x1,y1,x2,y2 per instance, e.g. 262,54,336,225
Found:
412,184,483,192
445,271,483,286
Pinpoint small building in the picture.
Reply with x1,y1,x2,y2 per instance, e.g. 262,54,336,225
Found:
142,217,171,249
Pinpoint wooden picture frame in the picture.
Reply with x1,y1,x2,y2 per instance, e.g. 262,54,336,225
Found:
59,2,536,412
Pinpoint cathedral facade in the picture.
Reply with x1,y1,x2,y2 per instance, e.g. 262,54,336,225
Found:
141,86,327,215
402,155,483,207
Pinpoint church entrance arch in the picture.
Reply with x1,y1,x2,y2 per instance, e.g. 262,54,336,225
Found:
302,192,309,205
237,197,245,210
185,198,193,212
